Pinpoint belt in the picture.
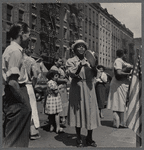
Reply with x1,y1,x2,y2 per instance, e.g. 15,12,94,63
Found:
19,83,26,87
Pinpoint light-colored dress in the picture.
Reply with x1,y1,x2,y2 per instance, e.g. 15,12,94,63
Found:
45,80,62,114
107,58,131,112
51,65,68,117
66,56,101,130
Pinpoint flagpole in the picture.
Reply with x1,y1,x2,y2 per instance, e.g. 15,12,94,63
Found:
135,48,142,147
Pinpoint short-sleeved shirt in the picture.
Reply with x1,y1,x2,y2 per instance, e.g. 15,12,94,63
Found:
2,41,28,85
114,58,132,70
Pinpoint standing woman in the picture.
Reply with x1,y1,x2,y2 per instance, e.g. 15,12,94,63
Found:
95,65,107,118
66,40,101,147
107,49,133,128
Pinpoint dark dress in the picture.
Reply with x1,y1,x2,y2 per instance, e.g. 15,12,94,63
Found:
95,82,107,109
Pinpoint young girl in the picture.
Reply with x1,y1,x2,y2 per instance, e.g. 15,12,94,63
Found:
44,70,63,133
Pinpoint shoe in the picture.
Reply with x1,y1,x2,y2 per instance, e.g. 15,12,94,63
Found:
30,134,41,140
100,112,104,119
86,137,97,147
76,139,84,147
50,125,54,132
119,124,128,128
56,127,64,134
113,112,120,128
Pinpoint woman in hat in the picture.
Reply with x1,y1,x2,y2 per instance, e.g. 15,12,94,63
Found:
107,49,133,128
66,40,101,147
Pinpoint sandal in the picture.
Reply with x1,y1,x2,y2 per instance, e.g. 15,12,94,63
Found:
86,137,97,147
76,139,84,147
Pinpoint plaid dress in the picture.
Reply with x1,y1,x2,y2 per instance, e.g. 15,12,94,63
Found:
45,80,63,114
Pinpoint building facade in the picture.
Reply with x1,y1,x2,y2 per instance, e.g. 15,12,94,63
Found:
2,3,30,53
2,3,134,69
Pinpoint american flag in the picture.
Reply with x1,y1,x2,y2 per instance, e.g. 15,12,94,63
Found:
126,53,142,138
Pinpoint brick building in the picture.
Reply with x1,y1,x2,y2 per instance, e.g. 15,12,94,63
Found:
2,2,134,69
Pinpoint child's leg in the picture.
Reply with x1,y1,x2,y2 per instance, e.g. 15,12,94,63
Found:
55,113,60,133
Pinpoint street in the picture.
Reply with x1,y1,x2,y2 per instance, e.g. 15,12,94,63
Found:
29,101,136,148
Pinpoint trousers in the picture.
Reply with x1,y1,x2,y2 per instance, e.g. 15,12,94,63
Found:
3,85,32,147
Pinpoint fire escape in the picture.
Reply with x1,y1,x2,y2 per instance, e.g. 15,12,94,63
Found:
40,3,60,69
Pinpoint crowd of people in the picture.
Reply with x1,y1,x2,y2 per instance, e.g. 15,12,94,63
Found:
2,21,133,148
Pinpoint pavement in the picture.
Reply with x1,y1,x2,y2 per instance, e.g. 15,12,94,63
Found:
29,101,136,148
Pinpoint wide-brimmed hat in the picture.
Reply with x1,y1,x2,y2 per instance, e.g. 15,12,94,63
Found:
72,39,88,51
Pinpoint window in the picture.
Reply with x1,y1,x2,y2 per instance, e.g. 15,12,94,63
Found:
63,27,67,39
85,37,87,42
85,5,87,14
93,41,94,50
32,3,37,8
41,19,47,33
56,24,60,34
32,14,37,30
89,22,91,35
64,9,70,22
103,18,105,26
63,46,67,58
56,45,60,52
85,21,87,33
7,5,13,21
93,11,95,21
89,39,91,49
89,8,91,19
93,25,95,37
19,10,24,22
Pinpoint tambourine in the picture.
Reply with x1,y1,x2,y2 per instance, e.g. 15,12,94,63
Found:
84,50,98,68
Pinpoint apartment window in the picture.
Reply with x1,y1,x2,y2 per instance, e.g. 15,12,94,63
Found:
63,46,67,58
89,8,91,19
93,41,94,50
19,10,24,22
56,45,60,52
85,37,87,42
85,21,87,33
56,24,60,34
100,57,101,64
89,39,91,49
89,22,91,35
41,19,47,33
93,25,95,37
32,3,37,8
64,9,70,22
32,14,37,30
93,11,95,21
63,27,67,39
103,18,105,26
85,5,87,14
7,5,13,21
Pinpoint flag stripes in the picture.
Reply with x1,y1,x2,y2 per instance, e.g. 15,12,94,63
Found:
126,53,142,138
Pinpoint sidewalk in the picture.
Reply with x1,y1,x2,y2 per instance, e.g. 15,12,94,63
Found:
29,101,136,148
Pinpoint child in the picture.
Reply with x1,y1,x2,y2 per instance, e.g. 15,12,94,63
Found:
44,70,63,133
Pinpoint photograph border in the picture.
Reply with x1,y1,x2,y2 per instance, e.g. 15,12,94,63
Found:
0,0,143,149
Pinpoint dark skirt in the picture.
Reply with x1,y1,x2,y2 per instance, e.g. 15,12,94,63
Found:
95,82,106,109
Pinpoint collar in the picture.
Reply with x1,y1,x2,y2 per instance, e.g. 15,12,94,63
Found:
10,41,23,52
74,55,88,61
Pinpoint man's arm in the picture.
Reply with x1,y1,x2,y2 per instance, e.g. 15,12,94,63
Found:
8,74,24,103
